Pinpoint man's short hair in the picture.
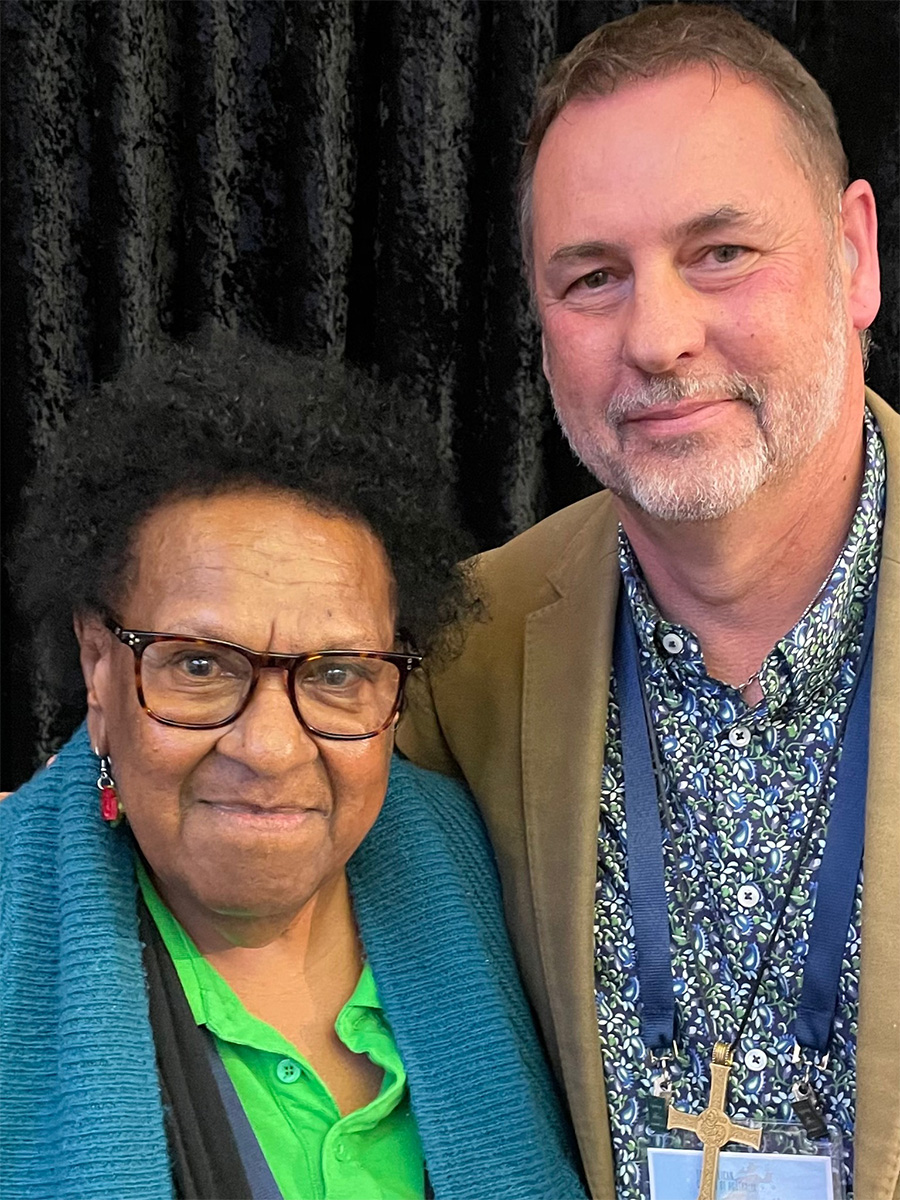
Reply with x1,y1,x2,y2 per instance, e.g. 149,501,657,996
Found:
518,3,849,273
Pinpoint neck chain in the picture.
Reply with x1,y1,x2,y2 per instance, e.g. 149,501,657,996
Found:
726,554,841,694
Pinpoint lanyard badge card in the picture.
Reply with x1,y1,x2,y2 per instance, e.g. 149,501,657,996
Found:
613,593,875,1200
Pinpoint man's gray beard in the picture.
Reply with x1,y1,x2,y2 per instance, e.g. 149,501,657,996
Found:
555,300,849,523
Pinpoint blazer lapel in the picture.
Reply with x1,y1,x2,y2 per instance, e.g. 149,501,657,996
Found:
856,392,900,1198
521,501,620,1195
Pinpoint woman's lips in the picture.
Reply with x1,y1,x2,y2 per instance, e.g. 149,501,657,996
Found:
200,800,324,829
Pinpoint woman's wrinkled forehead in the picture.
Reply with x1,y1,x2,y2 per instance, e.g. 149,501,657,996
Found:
116,487,397,647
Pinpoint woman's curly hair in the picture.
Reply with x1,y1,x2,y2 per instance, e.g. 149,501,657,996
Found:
10,331,477,735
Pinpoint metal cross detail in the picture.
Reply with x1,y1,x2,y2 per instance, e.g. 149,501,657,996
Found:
667,1042,763,1200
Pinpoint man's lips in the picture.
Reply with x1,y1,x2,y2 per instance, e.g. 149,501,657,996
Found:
621,397,736,433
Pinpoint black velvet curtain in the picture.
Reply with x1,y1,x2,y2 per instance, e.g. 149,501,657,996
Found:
2,0,898,789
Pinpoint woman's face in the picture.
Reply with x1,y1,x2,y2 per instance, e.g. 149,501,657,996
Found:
78,489,397,939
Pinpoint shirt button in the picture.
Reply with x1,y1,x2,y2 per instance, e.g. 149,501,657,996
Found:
276,1058,302,1084
728,726,752,748
334,1139,349,1162
744,1047,768,1072
737,883,762,909
661,631,685,655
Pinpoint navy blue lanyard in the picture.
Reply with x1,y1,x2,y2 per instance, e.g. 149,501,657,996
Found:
614,590,876,1056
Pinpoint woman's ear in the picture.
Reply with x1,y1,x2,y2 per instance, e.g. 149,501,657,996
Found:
74,613,111,753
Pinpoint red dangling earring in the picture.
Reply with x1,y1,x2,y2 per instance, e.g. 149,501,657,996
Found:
96,753,123,826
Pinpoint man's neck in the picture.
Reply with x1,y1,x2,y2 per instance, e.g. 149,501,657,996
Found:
618,409,866,689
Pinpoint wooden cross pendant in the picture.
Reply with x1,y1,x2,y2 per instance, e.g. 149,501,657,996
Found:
666,1041,763,1200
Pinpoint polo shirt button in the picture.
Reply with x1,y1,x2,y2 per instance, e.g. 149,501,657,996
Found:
744,1047,768,1072
737,883,762,909
334,1139,349,1162
728,726,752,748
276,1058,302,1084
661,631,684,655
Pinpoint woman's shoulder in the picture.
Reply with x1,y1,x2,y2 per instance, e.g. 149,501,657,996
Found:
386,754,491,844
2,725,92,808
355,753,499,896
1,725,99,879
387,752,474,804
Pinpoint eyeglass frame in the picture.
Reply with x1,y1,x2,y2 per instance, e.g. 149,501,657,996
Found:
104,617,423,740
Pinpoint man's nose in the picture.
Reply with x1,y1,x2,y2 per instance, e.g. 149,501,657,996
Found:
219,670,318,772
622,268,706,376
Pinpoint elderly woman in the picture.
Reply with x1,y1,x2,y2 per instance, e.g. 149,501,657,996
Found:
1,336,585,1200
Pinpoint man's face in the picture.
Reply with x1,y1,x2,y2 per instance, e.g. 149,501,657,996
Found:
531,67,855,522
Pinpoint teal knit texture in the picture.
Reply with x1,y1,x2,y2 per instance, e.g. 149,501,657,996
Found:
349,759,586,1200
2,725,586,1200
1,726,173,1200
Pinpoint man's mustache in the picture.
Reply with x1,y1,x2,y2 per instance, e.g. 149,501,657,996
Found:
606,375,764,424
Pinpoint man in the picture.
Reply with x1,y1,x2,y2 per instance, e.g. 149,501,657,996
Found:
398,6,899,1198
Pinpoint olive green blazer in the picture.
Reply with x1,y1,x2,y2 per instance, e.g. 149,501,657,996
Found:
398,391,900,1199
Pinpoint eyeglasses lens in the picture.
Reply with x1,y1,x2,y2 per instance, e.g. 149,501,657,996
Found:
294,656,401,736
141,640,253,726
139,641,402,734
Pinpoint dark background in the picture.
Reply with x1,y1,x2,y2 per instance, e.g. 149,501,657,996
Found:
2,0,898,790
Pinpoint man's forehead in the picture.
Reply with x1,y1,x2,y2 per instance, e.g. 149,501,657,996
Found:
531,66,816,236
545,64,786,145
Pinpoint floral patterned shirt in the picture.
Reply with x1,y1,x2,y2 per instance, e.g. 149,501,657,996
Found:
595,412,885,1197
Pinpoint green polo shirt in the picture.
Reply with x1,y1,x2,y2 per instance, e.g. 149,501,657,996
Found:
137,862,425,1200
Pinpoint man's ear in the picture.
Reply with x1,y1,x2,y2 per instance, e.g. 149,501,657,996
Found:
74,613,111,754
541,331,551,385
840,179,881,333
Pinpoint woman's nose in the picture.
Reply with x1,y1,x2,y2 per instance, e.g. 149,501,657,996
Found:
218,670,319,773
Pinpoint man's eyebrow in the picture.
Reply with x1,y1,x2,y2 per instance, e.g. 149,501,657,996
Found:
672,206,752,239
547,207,756,266
548,239,620,265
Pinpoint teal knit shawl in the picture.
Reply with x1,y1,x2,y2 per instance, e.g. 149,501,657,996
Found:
1,725,586,1200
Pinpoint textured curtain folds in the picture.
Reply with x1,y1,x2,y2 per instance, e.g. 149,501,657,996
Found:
2,0,898,786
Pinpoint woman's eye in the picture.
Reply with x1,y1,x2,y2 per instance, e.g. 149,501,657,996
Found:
322,666,351,687
177,655,218,678
319,664,368,689
307,661,375,690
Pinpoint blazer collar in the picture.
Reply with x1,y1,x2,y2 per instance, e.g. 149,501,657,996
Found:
855,390,900,1196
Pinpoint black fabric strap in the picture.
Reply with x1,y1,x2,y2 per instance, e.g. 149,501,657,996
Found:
203,1034,283,1200
139,897,253,1200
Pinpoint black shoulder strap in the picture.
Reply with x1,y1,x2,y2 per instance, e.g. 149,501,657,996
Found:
203,1034,283,1199
139,897,253,1200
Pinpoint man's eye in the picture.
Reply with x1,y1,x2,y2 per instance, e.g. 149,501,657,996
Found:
577,268,612,289
708,245,744,264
